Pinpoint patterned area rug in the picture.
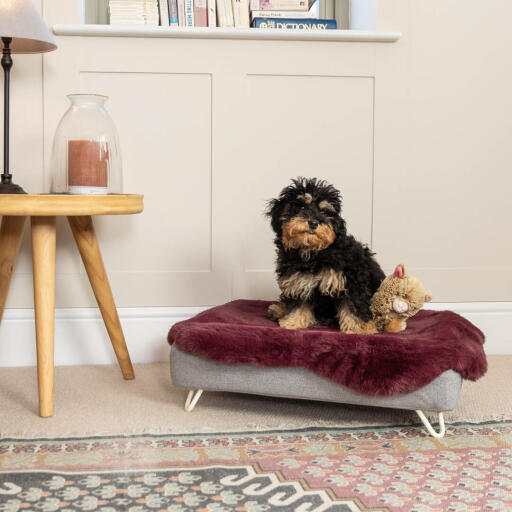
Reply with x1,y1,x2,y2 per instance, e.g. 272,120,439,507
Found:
0,422,511,512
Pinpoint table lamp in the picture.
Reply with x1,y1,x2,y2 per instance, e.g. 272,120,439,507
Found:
0,0,57,194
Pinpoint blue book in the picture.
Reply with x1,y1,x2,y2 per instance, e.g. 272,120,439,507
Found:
168,0,179,25
252,18,337,29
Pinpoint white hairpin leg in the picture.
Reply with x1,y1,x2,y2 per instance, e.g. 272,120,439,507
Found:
184,389,203,412
415,410,446,438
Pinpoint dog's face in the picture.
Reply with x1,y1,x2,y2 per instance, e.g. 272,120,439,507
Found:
267,178,344,252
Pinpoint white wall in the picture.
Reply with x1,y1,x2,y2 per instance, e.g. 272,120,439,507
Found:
0,302,508,368
0,0,510,363
374,0,512,302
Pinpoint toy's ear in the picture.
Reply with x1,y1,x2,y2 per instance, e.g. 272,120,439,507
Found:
393,264,406,278
424,292,433,302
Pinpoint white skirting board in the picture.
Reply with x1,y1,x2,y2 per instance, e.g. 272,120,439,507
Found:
0,302,510,367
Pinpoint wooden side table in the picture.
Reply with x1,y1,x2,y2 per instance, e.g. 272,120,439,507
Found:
0,194,144,417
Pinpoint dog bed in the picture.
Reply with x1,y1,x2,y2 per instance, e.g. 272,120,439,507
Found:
168,300,487,437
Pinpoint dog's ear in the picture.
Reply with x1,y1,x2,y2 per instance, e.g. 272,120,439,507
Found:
265,198,277,219
265,198,284,234
332,214,346,239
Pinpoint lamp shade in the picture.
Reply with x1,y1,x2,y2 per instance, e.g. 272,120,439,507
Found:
0,0,57,53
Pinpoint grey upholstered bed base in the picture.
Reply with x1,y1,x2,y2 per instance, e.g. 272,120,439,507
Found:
170,345,462,412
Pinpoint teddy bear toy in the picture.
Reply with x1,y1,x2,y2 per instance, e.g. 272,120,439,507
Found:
370,264,432,333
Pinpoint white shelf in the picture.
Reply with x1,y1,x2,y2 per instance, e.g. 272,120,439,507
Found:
53,24,401,43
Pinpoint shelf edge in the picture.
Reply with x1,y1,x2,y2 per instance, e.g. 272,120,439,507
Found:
53,24,402,43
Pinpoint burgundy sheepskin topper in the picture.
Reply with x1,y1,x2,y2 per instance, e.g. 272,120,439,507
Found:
168,300,487,397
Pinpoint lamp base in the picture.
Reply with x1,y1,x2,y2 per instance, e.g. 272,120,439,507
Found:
0,182,26,194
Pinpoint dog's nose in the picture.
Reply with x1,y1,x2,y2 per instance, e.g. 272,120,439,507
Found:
308,220,319,230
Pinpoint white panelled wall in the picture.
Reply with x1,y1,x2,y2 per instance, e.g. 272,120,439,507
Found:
0,0,510,366
0,303,510,368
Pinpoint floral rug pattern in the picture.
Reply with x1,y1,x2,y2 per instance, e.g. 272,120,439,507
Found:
0,421,511,512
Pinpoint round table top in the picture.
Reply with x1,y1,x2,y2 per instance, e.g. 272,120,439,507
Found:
0,194,144,216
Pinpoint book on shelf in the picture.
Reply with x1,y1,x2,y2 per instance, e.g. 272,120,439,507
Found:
184,0,195,25
168,0,179,25
250,0,308,11
208,0,217,26
177,0,186,25
194,0,208,26
232,0,250,27
250,8,316,19
159,0,170,25
142,0,323,28
108,0,160,25
216,0,234,27
252,17,336,29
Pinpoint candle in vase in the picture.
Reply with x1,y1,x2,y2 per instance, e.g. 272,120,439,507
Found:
68,139,109,195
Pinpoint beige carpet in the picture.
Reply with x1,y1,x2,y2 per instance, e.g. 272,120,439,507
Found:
1,356,511,438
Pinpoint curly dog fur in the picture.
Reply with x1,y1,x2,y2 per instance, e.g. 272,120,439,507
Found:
267,177,385,333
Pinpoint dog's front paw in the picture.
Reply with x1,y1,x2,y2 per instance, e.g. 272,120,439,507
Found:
278,305,316,330
384,319,406,333
268,302,287,321
278,317,297,329
338,305,377,334
339,316,377,334
279,316,307,330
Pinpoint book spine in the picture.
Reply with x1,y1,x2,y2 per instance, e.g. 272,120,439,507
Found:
241,0,250,27
232,0,240,26
250,9,316,19
185,0,195,26
177,0,186,25
252,17,336,29
159,0,170,25
232,0,249,27
216,0,225,26
194,0,208,26
224,0,234,26
168,0,179,25
208,0,217,26
250,0,308,11
216,0,233,26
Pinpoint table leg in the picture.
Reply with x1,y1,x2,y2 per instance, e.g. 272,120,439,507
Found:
0,216,26,326
31,216,56,418
67,215,135,380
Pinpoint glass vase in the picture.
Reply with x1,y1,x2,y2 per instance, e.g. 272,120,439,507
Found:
51,94,122,195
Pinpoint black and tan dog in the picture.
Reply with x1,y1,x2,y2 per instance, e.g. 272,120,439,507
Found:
266,177,385,333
